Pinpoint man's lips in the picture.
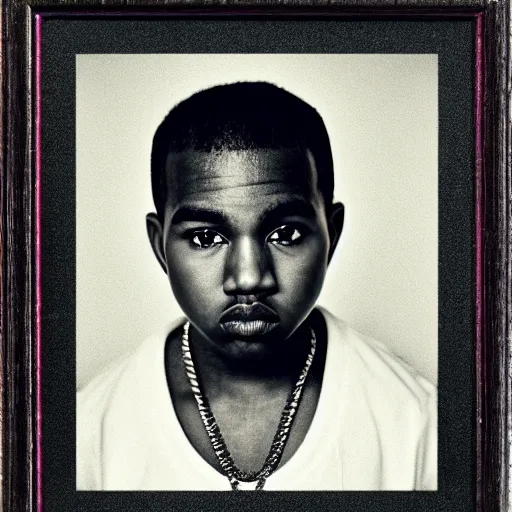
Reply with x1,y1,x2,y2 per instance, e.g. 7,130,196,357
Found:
219,302,280,323
219,303,280,337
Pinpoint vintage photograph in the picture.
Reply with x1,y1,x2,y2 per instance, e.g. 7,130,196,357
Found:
75,54,438,491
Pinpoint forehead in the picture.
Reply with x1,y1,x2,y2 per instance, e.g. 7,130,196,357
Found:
164,148,321,209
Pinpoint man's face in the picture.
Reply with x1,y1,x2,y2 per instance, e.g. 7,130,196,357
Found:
148,148,342,357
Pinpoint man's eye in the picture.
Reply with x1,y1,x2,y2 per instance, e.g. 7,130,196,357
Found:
267,226,303,246
190,230,227,249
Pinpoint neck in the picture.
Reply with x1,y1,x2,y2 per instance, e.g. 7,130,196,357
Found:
186,322,313,395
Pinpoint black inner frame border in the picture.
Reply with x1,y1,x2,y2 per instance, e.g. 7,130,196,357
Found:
39,14,475,512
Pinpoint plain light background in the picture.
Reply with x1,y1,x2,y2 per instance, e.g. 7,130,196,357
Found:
76,54,438,390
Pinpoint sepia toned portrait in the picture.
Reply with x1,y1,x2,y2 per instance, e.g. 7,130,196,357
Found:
76,54,438,491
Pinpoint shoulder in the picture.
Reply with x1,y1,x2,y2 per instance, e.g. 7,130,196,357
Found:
320,307,436,421
78,318,184,405
76,349,137,490
319,308,437,489
76,319,184,489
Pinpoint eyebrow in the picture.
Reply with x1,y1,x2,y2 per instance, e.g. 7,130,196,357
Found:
171,198,316,226
262,199,316,222
171,207,228,226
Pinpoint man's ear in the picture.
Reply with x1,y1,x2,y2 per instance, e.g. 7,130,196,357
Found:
146,213,168,274
327,202,345,263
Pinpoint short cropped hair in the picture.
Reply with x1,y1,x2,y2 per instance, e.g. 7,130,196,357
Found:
151,82,334,219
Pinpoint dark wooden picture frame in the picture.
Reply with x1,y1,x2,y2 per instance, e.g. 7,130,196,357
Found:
1,1,510,511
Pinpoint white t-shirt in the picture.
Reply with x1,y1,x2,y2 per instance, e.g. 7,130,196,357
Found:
77,308,437,491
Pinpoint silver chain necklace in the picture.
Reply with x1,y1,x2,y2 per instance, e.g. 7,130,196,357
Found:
181,321,316,490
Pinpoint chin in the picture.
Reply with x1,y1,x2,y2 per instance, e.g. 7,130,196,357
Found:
224,339,270,360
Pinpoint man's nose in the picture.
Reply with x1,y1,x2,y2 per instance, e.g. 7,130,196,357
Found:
223,236,277,297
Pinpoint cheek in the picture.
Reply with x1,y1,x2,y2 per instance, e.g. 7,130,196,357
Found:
165,243,225,316
272,236,329,301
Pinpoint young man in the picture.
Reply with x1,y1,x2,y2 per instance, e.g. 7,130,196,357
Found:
77,82,437,491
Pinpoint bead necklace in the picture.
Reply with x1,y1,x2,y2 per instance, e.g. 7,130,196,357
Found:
181,321,316,491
